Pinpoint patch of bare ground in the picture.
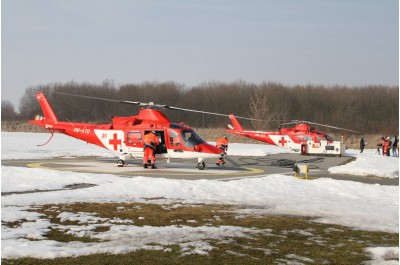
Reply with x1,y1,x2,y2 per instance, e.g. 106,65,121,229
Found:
2,202,398,265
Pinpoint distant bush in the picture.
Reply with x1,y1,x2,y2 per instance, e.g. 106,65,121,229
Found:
12,80,399,135
1,100,17,120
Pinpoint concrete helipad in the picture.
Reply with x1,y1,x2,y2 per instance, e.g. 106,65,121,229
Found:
23,159,264,179
2,154,398,185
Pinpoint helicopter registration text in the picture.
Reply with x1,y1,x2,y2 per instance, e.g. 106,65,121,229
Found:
73,128,91,134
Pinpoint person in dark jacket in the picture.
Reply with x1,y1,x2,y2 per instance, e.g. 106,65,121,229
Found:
359,137,366,153
392,136,398,157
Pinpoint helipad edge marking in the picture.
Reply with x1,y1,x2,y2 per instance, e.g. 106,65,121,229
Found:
26,162,265,177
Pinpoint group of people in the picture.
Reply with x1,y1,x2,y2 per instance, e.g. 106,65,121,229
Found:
360,136,399,157
380,136,398,157
142,131,229,169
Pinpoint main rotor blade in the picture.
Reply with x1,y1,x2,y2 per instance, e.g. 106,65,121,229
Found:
164,106,261,121
281,120,300,125
307,121,360,133
281,120,359,133
54,92,140,105
54,92,263,121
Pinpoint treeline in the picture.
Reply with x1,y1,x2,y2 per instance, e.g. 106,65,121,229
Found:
2,80,399,134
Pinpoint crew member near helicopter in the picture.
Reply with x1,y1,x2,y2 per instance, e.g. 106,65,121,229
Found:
216,136,228,166
143,131,160,169
383,137,391,156
381,137,386,156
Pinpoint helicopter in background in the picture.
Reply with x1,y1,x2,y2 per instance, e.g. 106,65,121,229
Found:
226,114,359,156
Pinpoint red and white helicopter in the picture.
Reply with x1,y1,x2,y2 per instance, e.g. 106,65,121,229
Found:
29,92,250,170
226,114,359,156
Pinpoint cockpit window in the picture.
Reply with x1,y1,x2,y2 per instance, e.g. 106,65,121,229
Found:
168,129,181,147
303,136,312,141
181,130,205,148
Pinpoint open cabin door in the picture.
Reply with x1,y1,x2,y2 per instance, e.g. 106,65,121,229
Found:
144,130,167,154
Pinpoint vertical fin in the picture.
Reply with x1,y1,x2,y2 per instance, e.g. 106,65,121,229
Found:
229,114,244,131
36,93,58,122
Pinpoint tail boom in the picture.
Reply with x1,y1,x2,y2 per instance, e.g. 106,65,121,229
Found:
226,114,280,146
28,92,108,149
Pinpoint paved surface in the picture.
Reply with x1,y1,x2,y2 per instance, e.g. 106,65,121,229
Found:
2,153,398,186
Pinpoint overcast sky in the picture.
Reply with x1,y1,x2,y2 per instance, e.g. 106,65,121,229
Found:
2,0,399,110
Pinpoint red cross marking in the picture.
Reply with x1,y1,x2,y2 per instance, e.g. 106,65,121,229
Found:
279,137,287,146
109,133,122,150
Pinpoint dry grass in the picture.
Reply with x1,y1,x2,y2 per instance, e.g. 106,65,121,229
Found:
2,202,398,265
1,121,47,133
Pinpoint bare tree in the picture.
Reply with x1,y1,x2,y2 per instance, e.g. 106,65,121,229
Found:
15,81,398,134
1,100,17,120
248,89,273,130
248,83,291,131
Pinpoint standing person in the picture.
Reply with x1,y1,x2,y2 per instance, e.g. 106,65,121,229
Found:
143,131,160,169
392,136,398,157
387,137,392,156
383,137,391,156
216,136,228,166
359,137,366,153
381,136,385,156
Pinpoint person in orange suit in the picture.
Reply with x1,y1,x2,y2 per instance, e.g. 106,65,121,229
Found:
143,131,160,169
216,136,228,166
383,137,391,156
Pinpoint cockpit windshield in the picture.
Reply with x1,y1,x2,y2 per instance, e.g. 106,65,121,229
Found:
181,130,205,148
168,128,206,149
324,135,334,141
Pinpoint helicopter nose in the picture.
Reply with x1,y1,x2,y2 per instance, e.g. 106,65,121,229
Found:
198,143,222,154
